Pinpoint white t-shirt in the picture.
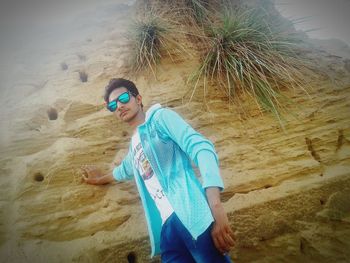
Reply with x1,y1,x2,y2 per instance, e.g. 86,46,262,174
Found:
132,131,174,224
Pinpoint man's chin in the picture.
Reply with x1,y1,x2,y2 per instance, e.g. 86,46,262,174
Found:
121,112,135,122
119,111,129,119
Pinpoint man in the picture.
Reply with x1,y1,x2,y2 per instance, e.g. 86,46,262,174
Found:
81,78,234,262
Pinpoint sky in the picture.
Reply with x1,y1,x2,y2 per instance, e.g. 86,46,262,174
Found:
0,0,349,77
0,0,349,49
274,0,350,44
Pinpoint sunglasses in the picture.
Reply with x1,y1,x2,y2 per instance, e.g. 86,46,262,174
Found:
107,91,134,112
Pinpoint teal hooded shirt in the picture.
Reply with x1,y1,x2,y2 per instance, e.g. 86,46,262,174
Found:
113,104,224,257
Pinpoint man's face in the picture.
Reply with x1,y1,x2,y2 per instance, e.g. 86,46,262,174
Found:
108,87,142,123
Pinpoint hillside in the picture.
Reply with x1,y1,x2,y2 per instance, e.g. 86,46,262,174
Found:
0,1,349,262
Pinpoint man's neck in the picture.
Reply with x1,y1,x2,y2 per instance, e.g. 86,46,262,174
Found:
129,110,146,132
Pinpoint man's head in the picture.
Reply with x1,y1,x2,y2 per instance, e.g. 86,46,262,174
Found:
104,78,143,122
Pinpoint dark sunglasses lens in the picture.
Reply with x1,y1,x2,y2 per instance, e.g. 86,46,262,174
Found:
107,92,131,112
107,101,117,112
119,92,130,103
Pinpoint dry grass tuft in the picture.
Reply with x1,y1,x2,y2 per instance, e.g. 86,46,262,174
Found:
127,8,189,78
188,6,311,126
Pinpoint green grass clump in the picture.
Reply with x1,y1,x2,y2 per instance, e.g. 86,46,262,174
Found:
189,7,308,126
185,0,209,24
128,10,185,77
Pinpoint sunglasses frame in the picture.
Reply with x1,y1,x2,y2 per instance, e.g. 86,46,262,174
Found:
107,91,134,112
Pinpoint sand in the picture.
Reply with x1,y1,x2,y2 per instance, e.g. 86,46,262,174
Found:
0,1,350,262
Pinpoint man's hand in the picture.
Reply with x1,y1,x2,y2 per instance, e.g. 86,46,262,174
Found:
210,203,235,254
80,165,114,185
206,187,235,254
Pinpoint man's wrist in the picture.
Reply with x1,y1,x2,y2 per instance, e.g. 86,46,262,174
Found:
100,173,114,184
211,202,224,210
205,187,224,214
210,202,225,217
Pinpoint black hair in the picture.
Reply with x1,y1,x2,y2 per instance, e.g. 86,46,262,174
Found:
104,78,141,105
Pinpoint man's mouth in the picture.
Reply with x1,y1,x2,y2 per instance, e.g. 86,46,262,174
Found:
120,111,128,117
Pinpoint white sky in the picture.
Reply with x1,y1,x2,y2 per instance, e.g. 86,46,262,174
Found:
1,0,349,44
274,0,350,44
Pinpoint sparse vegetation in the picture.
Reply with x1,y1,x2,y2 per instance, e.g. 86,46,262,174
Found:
129,1,312,126
185,0,209,24
188,6,308,125
127,10,186,77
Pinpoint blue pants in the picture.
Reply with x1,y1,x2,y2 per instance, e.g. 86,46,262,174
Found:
160,213,232,263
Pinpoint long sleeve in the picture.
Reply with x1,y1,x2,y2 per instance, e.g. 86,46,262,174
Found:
196,149,224,190
157,108,219,164
156,108,224,190
112,150,134,181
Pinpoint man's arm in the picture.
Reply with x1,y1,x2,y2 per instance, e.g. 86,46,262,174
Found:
197,150,235,253
157,108,235,252
81,149,134,185
206,187,235,254
157,108,224,189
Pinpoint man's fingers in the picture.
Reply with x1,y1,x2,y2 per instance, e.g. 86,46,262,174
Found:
80,166,88,173
82,172,88,180
84,166,93,172
216,232,229,253
226,226,236,241
212,234,225,254
215,229,235,253
81,164,93,169
79,166,91,180
81,169,88,180
212,235,220,251
224,235,235,251
224,232,235,247
83,165,99,174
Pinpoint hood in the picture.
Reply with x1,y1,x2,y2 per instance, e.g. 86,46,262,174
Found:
131,103,162,137
145,103,162,122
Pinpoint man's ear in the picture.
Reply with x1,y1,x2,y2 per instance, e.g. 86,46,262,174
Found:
136,94,142,106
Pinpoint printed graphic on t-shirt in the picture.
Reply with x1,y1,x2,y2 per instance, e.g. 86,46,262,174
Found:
132,131,174,224
134,142,154,180
152,189,165,200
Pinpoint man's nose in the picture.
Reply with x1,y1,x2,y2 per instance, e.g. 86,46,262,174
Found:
117,101,125,111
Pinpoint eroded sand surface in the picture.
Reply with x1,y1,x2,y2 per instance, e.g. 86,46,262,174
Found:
0,1,350,262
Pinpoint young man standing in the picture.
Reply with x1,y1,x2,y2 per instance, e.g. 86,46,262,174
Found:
81,78,234,262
